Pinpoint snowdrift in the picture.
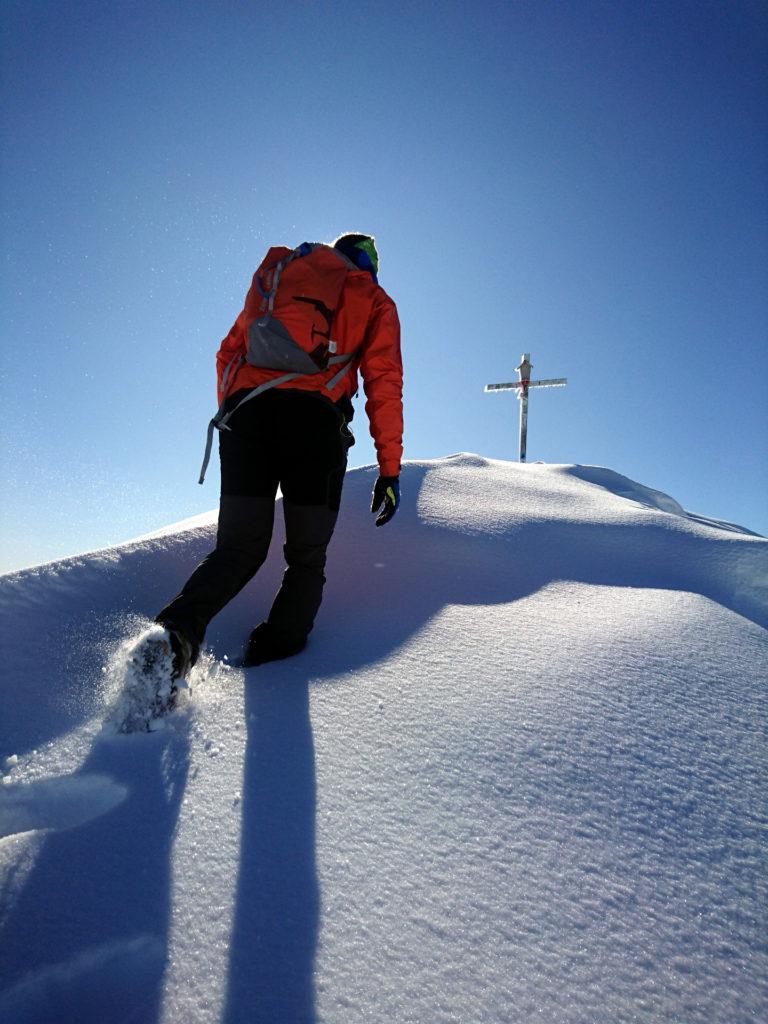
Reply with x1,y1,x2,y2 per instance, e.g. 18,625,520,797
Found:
1,455,766,1024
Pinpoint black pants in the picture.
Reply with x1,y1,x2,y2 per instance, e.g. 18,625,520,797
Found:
156,389,352,658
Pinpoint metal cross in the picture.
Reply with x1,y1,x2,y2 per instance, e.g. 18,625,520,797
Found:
484,353,567,462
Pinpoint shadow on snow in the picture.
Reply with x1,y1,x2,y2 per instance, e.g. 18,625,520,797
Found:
0,725,190,1024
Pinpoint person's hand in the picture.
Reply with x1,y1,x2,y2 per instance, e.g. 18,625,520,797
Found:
370,475,400,527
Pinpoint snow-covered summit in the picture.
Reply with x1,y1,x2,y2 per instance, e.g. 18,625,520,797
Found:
1,455,766,1023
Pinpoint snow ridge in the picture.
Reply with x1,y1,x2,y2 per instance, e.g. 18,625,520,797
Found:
1,456,766,1024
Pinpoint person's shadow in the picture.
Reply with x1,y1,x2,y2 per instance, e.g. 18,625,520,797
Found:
0,536,199,1024
0,724,190,1024
221,668,318,1024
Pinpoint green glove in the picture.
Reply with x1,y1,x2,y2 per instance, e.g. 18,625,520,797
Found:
370,475,400,527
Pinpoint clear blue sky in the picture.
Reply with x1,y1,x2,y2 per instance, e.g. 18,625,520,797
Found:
1,0,766,572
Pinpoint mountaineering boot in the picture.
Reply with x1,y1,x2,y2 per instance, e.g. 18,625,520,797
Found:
129,625,195,728
166,628,194,682
242,622,307,667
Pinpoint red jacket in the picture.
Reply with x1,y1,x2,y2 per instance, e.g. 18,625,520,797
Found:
216,247,403,477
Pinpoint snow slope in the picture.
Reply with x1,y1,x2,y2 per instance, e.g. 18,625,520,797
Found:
1,455,766,1024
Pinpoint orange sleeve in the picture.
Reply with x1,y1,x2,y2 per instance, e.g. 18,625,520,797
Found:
215,307,248,401
359,292,403,477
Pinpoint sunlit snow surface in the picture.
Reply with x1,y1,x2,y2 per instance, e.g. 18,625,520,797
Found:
1,456,766,1024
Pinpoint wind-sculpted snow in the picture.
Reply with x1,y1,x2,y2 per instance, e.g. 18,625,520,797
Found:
0,455,766,1023
0,772,128,838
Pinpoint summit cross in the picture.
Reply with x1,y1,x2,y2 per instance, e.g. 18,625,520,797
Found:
484,353,567,462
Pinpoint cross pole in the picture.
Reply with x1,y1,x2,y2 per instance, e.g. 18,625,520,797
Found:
484,353,567,462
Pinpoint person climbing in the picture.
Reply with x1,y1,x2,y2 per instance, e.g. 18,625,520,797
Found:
147,233,403,696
